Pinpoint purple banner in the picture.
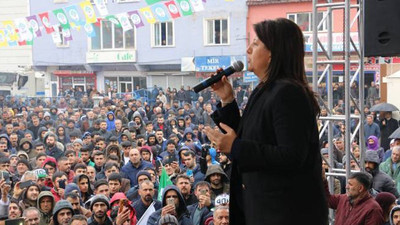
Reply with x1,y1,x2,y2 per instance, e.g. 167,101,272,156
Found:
127,10,144,28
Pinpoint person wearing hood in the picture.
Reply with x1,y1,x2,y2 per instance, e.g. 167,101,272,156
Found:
179,128,199,147
56,125,71,147
147,185,192,225
88,194,113,225
17,183,40,210
364,150,399,198
40,112,55,128
44,132,63,160
367,135,385,163
204,165,230,202
53,200,74,225
106,112,116,132
42,157,57,188
35,127,48,144
0,133,15,155
37,191,55,225
390,205,400,225
107,192,137,225
131,111,146,136
105,144,122,167
19,138,36,160
375,192,397,225
139,146,155,166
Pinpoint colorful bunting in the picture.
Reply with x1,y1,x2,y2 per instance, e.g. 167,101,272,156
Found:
51,25,62,44
176,0,193,16
151,4,171,22
145,0,161,5
127,11,144,29
105,15,122,28
14,18,31,42
2,21,19,46
93,0,109,16
38,12,55,34
26,15,42,37
80,1,97,24
116,13,133,32
65,5,85,28
190,0,205,12
0,30,9,48
140,7,157,24
83,23,96,37
62,28,73,42
165,1,181,19
53,9,70,29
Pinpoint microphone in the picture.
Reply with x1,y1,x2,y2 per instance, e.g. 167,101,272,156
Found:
193,61,244,93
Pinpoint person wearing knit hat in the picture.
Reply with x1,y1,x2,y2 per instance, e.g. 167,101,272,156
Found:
88,194,113,225
52,200,74,225
159,214,179,225
16,158,31,178
375,192,396,225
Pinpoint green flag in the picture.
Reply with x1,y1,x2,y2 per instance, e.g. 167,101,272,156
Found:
105,15,122,28
158,167,173,201
176,0,193,16
53,9,70,29
145,0,161,5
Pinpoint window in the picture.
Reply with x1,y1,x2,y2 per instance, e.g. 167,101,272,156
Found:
287,12,327,32
119,77,132,93
205,18,229,45
91,20,135,50
152,22,174,47
56,26,69,48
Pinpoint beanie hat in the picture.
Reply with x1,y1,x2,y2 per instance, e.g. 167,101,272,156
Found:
365,150,380,164
53,200,73,225
82,132,91,139
136,170,151,183
65,183,81,197
121,141,132,147
73,139,83,146
90,194,110,211
94,179,108,190
167,139,175,146
159,214,178,225
320,148,329,155
375,192,396,214
17,158,31,170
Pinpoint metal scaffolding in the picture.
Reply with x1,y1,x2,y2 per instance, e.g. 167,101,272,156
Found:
312,0,365,222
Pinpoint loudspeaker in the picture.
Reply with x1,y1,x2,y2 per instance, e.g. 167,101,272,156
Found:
365,0,400,57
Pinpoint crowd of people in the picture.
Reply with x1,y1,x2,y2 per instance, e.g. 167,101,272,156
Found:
0,85,238,225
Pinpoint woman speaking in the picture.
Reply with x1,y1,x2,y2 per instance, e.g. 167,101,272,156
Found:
204,18,328,225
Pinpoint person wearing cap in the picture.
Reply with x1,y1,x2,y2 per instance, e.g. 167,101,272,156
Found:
88,195,113,225
53,200,74,225
375,192,397,225
148,185,191,225
364,150,399,197
204,165,230,202
37,191,55,225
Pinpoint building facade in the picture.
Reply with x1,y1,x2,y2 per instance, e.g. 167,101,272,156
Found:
30,0,247,97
